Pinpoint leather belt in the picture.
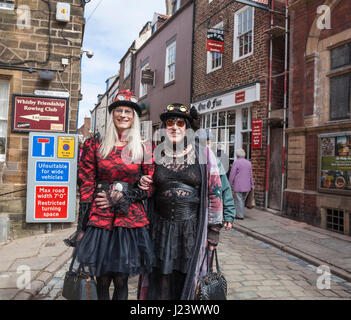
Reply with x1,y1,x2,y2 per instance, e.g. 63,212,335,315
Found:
95,180,132,194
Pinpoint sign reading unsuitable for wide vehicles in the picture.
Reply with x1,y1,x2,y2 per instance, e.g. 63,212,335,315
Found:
26,132,78,223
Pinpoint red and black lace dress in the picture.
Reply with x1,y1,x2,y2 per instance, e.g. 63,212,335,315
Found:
74,137,155,277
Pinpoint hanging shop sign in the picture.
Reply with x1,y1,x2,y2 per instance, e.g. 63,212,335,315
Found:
12,94,69,133
141,68,155,85
252,119,263,149
26,132,78,223
235,0,271,10
318,132,351,195
207,28,224,53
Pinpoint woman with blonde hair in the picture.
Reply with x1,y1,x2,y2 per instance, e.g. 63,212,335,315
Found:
66,90,155,300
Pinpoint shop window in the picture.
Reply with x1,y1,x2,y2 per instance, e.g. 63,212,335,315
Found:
326,209,344,234
0,0,14,10
207,22,223,73
233,6,254,62
165,40,176,84
124,54,131,80
330,44,351,121
0,80,10,162
319,133,351,195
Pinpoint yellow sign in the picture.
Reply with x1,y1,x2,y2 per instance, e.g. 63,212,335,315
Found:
57,136,75,158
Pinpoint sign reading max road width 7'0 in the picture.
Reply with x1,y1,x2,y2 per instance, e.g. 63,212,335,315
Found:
26,132,78,223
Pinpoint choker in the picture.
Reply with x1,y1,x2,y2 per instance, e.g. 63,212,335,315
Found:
164,145,192,158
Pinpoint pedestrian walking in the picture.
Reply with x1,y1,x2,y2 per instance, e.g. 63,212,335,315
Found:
65,90,155,300
138,103,223,300
228,148,254,220
197,129,235,230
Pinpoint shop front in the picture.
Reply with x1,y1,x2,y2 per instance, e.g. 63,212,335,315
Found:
192,83,260,174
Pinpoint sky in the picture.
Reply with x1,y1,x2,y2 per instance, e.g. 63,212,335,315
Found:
78,0,166,128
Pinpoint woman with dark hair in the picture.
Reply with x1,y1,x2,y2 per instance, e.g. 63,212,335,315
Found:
65,91,155,300
139,103,223,300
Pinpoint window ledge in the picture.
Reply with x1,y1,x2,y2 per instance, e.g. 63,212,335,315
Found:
233,51,254,64
139,93,147,100
163,79,175,88
325,119,351,125
327,65,351,78
207,66,222,74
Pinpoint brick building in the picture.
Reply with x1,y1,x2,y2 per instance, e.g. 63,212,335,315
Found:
0,0,85,238
134,0,193,130
285,0,351,235
192,0,286,208
77,116,91,140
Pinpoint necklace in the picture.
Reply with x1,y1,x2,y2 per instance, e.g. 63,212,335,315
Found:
164,144,193,158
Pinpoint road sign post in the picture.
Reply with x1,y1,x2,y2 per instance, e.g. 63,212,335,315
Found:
26,132,78,223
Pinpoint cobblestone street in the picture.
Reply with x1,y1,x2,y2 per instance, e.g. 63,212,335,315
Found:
33,229,351,300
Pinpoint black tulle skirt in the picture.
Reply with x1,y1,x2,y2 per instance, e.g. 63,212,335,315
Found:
75,226,154,277
150,212,198,275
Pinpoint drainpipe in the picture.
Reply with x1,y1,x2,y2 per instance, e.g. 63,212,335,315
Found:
265,0,274,209
280,0,289,212
190,0,196,106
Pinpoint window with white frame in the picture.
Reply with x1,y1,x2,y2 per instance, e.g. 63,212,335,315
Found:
172,0,181,14
233,6,254,62
0,80,10,162
0,0,15,10
140,63,149,98
165,40,176,84
207,22,223,73
124,54,131,79
200,106,252,166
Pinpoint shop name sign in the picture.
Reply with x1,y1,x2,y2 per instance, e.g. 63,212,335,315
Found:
198,98,223,112
12,94,68,133
235,0,271,10
207,28,224,53
192,83,261,114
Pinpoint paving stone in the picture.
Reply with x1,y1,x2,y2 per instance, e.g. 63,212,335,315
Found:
0,288,18,300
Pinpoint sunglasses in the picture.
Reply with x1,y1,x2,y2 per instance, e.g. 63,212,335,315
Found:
166,118,186,128
167,104,188,113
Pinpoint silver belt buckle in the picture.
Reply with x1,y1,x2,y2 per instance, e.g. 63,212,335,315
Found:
113,182,124,192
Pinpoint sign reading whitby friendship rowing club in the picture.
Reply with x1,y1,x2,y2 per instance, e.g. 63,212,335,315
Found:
12,94,69,133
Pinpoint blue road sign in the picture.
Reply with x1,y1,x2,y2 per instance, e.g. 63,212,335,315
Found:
35,161,69,182
32,136,55,158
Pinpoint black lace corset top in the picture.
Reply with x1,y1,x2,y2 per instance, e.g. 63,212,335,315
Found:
153,146,202,190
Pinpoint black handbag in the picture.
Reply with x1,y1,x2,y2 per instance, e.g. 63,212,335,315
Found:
62,252,98,300
195,248,227,300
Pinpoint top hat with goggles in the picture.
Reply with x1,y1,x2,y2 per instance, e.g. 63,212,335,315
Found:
108,90,141,116
160,103,194,122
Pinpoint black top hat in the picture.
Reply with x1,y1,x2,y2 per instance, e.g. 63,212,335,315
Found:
108,90,141,116
160,103,199,123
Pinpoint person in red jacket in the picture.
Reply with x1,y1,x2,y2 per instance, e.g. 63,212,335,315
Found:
69,91,155,300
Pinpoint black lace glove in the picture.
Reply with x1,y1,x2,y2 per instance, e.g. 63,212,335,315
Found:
63,202,91,247
207,227,220,247
107,188,148,215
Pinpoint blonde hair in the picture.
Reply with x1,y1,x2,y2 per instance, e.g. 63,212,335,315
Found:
99,109,143,162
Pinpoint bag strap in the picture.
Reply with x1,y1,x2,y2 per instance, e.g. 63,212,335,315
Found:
200,247,211,276
211,248,221,273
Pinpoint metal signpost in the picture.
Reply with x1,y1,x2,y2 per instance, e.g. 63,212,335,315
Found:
26,132,78,224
